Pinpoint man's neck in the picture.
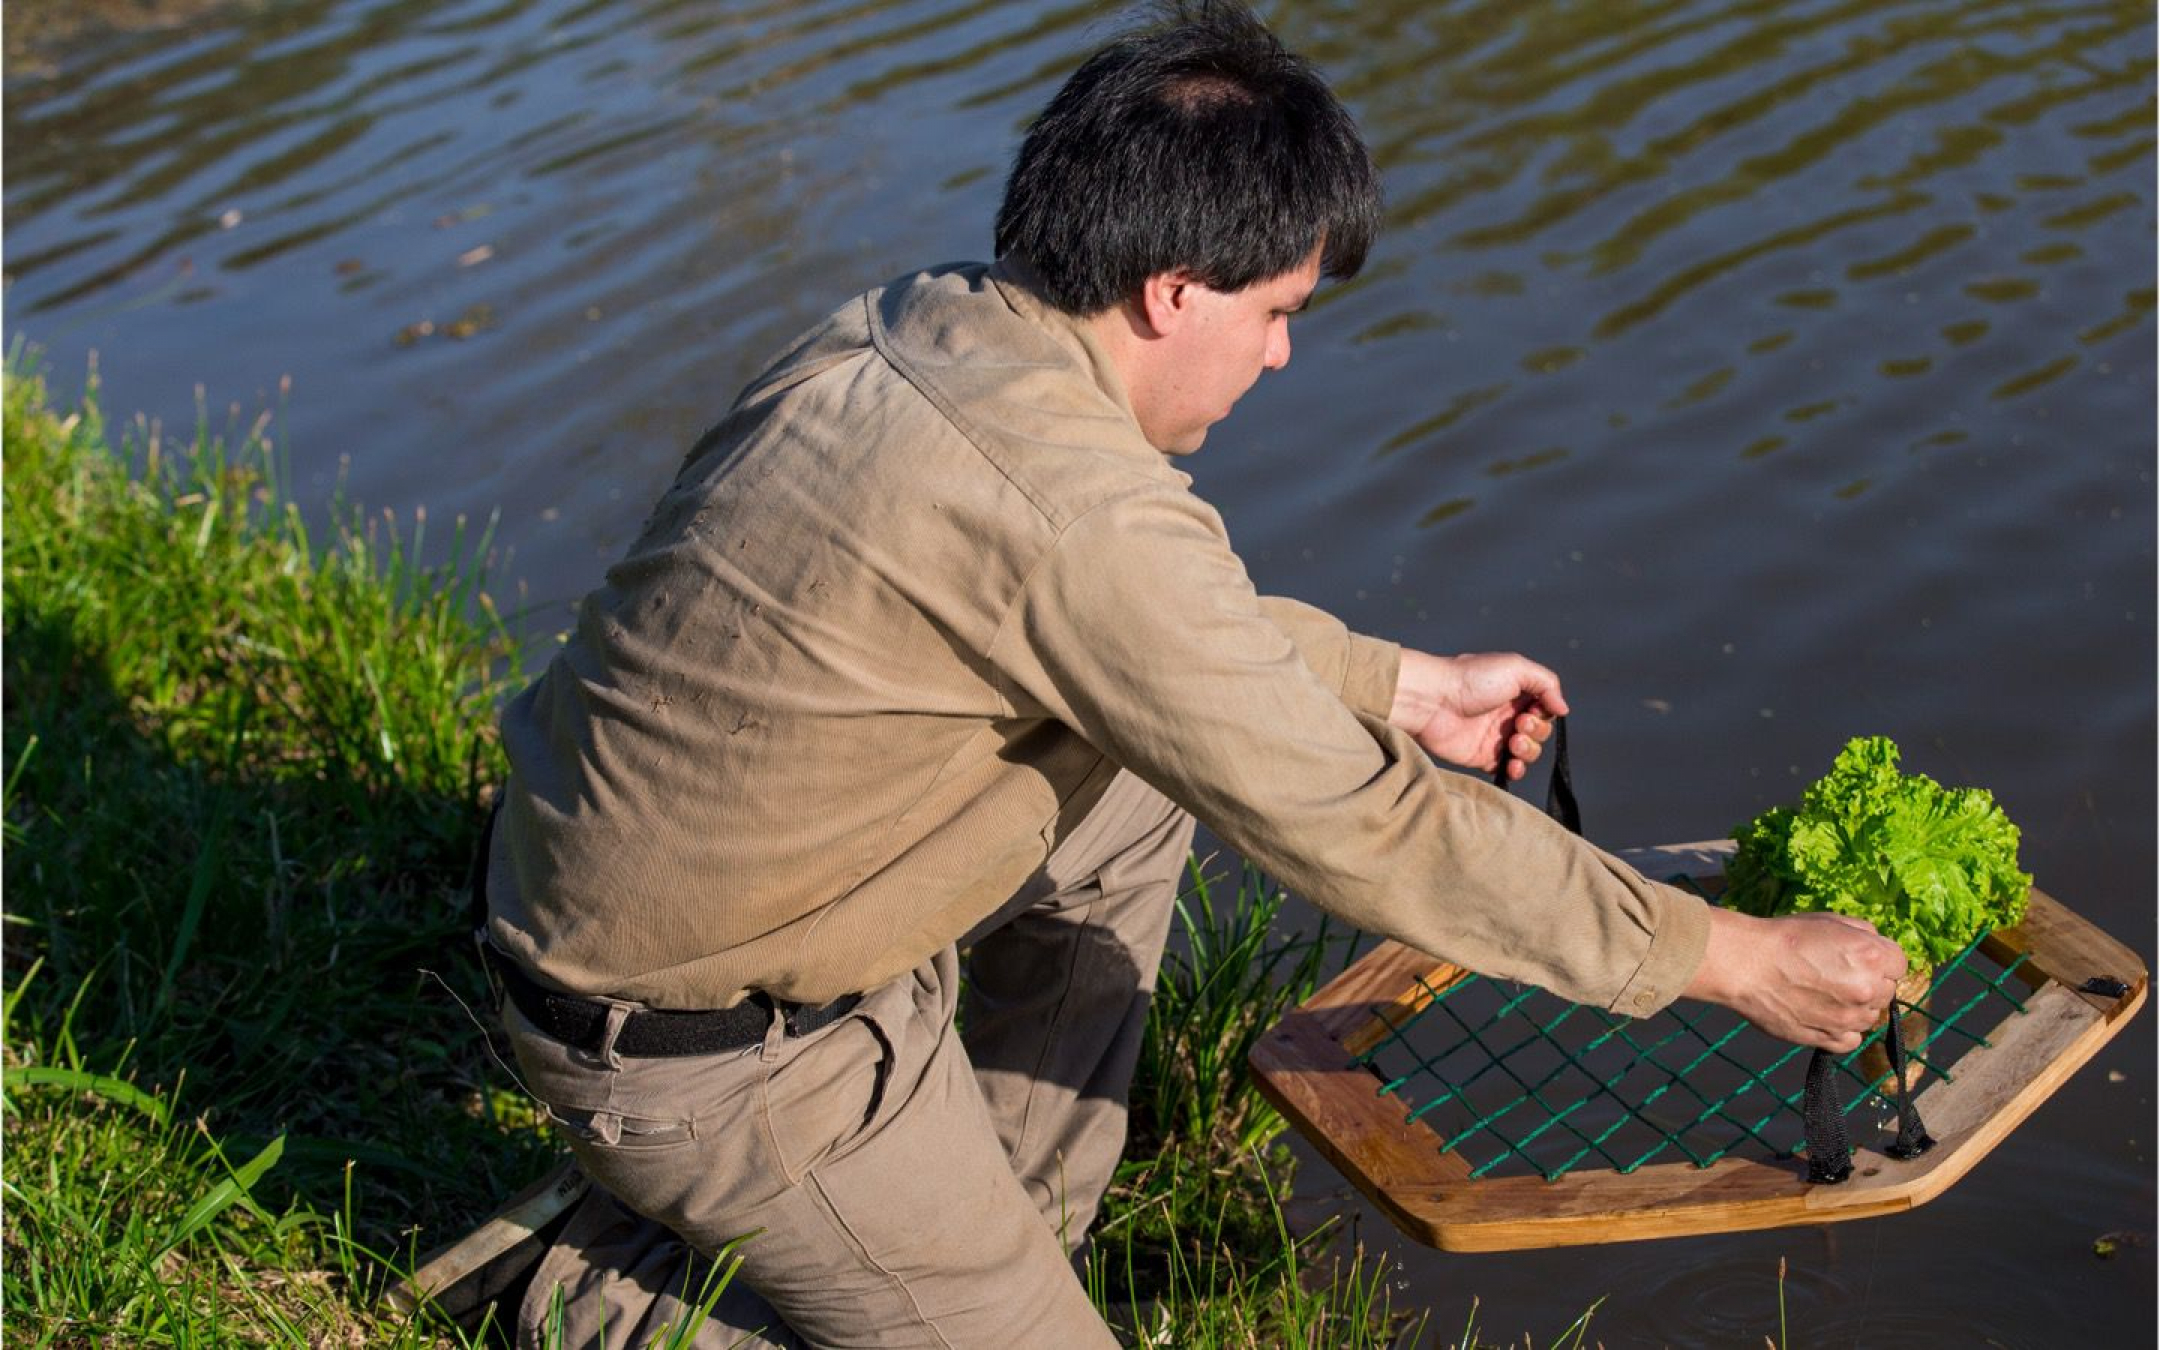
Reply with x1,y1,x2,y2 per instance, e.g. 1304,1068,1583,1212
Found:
1073,294,1170,453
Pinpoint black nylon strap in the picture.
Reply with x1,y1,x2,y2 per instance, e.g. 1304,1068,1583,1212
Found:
1494,713,1580,836
1802,1047,1854,1184
1880,1000,1936,1161
1542,715,1579,835
1802,993,1934,1183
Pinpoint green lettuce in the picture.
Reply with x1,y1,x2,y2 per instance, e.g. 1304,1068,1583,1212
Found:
1725,736,2031,967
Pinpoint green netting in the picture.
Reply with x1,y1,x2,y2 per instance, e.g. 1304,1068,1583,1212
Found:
1351,887,2034,1182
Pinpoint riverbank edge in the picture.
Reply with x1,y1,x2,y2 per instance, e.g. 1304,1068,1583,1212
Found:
1,355,1427,1345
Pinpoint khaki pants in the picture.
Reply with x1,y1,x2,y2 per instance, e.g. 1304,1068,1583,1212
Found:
504,771,1195,1348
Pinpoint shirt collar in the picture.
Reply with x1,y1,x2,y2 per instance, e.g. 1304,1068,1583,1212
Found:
986,255,1146,439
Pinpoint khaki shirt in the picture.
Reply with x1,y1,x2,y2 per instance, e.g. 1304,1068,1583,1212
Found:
488,261,1710,1014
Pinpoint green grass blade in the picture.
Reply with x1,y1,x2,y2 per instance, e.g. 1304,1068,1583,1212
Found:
154,799,227,1018
3,732,38,847
3,1065,171,1125
2,955,42,1049
157,1132,285,1257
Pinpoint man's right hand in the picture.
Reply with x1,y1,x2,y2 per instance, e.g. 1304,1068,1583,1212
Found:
1682,907,1908,1052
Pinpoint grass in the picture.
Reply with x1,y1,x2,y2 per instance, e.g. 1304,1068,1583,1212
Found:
4,350,537,1343
1088,863,1426,1345
0,351,1434,1345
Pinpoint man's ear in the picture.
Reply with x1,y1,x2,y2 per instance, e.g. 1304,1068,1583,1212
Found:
1135,271,1197,338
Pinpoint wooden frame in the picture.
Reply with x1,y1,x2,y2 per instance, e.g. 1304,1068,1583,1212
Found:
1248,842,2148,1252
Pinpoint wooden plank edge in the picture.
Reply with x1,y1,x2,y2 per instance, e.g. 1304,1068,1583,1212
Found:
1342,963,1473,1059
1248,1012,1468,1247
1611,839,1736,877
1981,888,2150,1016
1298,938,1454,1042
1395,1152,1822,1252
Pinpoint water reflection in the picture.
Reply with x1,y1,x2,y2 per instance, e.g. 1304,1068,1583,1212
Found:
1294,0,2153,569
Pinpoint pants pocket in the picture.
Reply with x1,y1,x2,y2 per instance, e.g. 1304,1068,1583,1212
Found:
760,1012,892,1186
544,1102,700,1151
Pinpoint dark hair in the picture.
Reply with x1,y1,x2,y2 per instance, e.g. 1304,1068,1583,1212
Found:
994,0,1381,315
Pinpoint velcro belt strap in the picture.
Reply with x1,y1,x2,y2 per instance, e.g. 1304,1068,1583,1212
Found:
487,946,858,1058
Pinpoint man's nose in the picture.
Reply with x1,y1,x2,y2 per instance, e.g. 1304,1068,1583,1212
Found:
1264,319,1292,371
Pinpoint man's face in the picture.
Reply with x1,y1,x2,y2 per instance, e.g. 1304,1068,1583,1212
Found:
1143,251,1321,454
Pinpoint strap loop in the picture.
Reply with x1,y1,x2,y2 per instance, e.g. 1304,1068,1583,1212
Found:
1494,713,1580,836
1880,998,1936,1161
1802,1048,1854,1184
1802,991,1934,1183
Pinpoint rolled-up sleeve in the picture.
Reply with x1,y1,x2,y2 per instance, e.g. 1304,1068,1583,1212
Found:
989,486,1709,1014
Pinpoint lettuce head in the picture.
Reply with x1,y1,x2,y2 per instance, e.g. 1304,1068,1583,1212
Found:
1725,736,2031,967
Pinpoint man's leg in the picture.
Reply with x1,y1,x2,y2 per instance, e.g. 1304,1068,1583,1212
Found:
517,1182,800,1350
505,945,1119,1349
959,768,1197,1248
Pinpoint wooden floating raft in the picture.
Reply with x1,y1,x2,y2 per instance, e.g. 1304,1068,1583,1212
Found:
1249,841,2148,1252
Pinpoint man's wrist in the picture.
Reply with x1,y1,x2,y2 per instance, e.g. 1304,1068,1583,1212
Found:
1387,648,1452,734
1682,906,1758,1007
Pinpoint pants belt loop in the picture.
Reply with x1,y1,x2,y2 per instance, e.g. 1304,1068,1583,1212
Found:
759,992,789,1062
595,1003,631,1071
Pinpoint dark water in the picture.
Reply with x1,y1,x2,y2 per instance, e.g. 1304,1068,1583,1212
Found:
7,0,2153,1342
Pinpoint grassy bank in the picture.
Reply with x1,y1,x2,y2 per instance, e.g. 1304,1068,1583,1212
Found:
3,352,540,1343
1,355,1427,1345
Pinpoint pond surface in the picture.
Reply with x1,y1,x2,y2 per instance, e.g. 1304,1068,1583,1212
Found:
6,0,2153,1342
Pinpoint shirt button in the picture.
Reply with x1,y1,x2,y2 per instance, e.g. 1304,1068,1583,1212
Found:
1633,990,1656,1010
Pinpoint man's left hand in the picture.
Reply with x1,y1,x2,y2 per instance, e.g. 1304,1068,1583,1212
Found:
1388,650,1567,782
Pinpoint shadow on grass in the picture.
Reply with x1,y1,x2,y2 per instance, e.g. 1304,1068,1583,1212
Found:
6,610,549,1209
2,358,556,1338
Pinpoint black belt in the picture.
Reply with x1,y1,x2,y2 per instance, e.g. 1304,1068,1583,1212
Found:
486,944,860,1058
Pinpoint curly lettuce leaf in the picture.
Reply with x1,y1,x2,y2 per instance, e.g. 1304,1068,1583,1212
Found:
1726,736,2031,966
